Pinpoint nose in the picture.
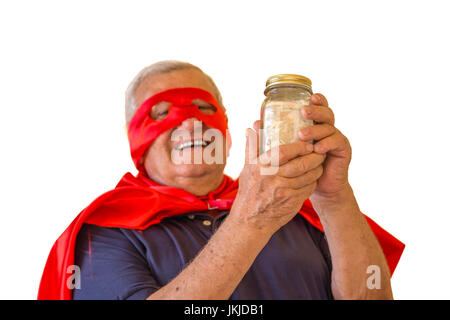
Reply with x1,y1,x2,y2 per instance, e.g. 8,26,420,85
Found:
176,117,203,132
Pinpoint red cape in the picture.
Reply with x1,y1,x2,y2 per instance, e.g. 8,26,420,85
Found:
37,172,405,300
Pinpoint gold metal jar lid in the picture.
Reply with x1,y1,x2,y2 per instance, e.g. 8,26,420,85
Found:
264,74,312,95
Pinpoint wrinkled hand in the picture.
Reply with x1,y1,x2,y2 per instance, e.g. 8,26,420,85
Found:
232,126,325,235
299,93,352,200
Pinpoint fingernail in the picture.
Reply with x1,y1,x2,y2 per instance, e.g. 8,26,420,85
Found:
302,107,312,115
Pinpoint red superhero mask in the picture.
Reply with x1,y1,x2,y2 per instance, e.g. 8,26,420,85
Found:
127,87,229,171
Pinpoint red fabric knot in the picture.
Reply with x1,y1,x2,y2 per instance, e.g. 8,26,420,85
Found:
206,199,234,210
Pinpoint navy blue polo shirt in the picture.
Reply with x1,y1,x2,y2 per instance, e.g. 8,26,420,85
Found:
73,210,333,300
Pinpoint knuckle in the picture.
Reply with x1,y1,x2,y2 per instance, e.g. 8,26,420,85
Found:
337,131,351,149
327,124,336,134
277,147,286,161
298,158,307,173
330,111,335,124
273,185,287,199
343,135,350,147
293,141,309,154
259,151,270,165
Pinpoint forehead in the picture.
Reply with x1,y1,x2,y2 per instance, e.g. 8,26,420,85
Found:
134,69,218,108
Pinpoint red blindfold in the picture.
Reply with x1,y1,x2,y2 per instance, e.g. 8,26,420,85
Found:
127,87,229,171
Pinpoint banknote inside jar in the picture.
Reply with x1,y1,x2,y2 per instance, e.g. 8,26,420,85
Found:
262,100,314,152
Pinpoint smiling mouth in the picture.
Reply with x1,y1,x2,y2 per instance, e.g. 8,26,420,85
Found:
173,139,211,151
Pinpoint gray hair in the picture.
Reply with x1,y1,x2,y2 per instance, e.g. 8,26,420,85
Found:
125,60,224,125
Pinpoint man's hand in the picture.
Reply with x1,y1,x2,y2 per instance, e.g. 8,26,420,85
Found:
232,126,325,235
299,93,353,203
298,93,393,299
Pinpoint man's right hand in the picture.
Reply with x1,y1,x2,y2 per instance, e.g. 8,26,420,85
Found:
230,121,325,235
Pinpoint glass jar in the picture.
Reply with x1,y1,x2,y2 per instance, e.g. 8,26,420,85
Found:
260,74,314,154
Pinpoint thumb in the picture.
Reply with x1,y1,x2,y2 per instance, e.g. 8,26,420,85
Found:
253,120,261,132
245,128,259,164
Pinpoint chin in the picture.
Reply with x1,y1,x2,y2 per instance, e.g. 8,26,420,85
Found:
173,162,225,178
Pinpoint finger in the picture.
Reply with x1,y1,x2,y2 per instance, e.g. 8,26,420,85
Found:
313,130,349,155
277,182,318,211
290,165,323,189
245,128,259,164
277,152,325,178
310,93,329,107
298,123,336,142
253,120,261,132
252,120,261,156
277,165,323,190
260,140,314,167
301,105,335,125
293,180,318,198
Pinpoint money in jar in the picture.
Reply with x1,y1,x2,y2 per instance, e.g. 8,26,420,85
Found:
260,74,314,154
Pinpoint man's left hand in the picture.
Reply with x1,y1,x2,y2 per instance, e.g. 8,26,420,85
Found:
299,93,352,202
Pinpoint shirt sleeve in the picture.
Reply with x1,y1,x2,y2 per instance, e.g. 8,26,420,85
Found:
72,224,161,300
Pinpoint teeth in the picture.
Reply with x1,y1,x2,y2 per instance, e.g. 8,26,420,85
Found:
174,140,208,150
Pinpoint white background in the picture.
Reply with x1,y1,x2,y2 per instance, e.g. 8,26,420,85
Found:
0,0,449,299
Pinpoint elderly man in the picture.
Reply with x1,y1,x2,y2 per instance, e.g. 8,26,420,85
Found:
38,60,404,300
